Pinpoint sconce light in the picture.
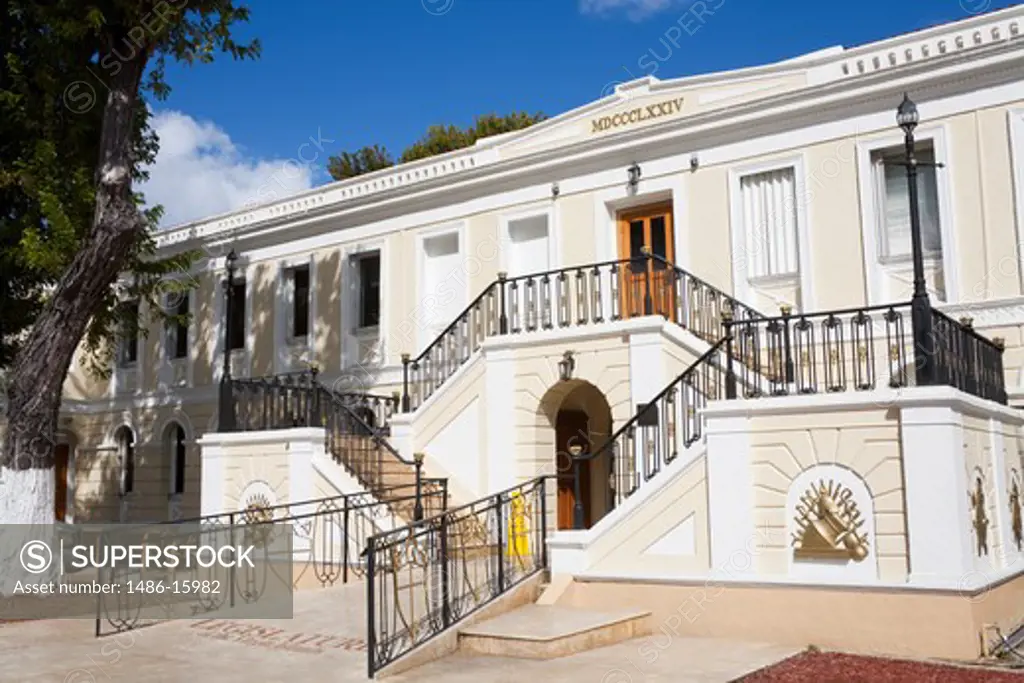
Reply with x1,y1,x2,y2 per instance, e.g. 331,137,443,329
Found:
689,154,699,171
552,182,560,199
627,163,641,194
558,350,576,381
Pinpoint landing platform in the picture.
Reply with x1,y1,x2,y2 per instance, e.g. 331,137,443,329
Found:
458,605,651,659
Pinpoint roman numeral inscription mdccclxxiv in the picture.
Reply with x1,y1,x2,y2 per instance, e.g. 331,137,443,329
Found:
590,97,685,134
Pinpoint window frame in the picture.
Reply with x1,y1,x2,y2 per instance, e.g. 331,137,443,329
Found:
737,166,801,282
870,142,943,265
727,155,814,310
855,124,957,305
117,300,140,367
287,263,311,343
165,291,190,361
352,251,381,331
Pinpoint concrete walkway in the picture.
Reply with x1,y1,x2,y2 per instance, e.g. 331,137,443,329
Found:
1,583,798,682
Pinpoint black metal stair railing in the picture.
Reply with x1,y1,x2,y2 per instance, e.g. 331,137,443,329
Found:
331,391,400,434
721,302,1007,404
723,302,915,397
223,370,443,518
365,477,548,678
401,252,760,413
929,308,1007,404
569,339,728,528
649,253,764,341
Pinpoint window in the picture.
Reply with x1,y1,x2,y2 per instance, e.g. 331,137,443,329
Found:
167,424,187,496
228,279,246,351
290,265,310,340
739,167,799,279
507,215,551,276
873,143,942,261
116,427,135,496
355,253,380,329
117,300,139,366
167,293,189,360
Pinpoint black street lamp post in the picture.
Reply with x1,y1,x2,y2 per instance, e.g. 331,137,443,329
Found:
895,93,940,387
219,249,239,432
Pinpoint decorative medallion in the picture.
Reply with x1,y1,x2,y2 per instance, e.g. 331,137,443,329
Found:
792,480,869,562
1009,479,1022,552
242,491,275,548
970,477,989,557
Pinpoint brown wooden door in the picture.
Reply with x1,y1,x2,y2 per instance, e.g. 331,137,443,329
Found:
54,444,69,522
556,409,592,530
617,203,676,320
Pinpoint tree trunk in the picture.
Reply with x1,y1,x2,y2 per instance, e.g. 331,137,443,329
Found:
0,51,149,537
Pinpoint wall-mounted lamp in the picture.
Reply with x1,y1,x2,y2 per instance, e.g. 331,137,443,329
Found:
558,350,576,381
689,154,699,171
552,182,560,199
627,163,642,194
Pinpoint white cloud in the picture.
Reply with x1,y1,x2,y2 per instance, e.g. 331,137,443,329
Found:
140,110,317,228
579,0,683,20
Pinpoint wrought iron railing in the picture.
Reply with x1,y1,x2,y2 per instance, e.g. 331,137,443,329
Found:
333,391,400,434
570,340,728,529
723,302,916,398
222,370,439,515
366,477,548,677
929,308,1007,404
401,253,761,413
649,253,763,341
96,483,447,637
722,302,1007,404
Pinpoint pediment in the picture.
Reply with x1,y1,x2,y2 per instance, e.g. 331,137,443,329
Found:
495,73,807,159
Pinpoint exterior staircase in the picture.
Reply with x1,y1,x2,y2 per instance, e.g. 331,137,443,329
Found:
224,372,447,522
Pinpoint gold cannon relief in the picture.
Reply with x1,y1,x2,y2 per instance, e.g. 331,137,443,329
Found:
792,479,869,562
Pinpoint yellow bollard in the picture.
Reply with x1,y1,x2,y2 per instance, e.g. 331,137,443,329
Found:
506,491,531,567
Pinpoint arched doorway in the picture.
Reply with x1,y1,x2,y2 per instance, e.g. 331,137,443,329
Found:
163,422,188,520
539,380,613,531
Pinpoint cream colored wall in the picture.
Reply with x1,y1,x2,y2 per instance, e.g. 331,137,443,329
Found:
64,403,212,523
515,335,634,483
683,164,733,294
748,408,907,582
962,413,1008,569
586,455,711,575
559,194,597,267
219,437,290,512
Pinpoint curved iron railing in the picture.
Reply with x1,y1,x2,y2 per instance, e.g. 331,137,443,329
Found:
366,477,548,677
95,483,447,637
401,253,763,413
223,370,441,516
569,339,728,529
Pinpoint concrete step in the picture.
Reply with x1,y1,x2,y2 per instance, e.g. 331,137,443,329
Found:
457,605,652,659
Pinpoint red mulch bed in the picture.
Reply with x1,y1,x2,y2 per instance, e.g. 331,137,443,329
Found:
736,651,1024,682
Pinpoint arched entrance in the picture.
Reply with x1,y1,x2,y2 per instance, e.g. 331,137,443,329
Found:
539,380,613,530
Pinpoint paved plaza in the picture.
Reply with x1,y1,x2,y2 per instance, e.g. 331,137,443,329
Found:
0,583,799,682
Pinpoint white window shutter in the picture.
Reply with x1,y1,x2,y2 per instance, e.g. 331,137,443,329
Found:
740,168,799,279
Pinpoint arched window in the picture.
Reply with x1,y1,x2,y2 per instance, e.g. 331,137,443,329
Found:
167,423,187,495
115,427,135,496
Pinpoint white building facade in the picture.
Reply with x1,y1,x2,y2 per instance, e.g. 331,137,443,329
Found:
59,6,1024,661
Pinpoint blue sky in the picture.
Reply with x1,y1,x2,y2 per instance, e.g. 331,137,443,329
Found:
143,0,1019,226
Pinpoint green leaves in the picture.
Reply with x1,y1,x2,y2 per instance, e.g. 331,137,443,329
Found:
326,111,548,181
0,0,259,376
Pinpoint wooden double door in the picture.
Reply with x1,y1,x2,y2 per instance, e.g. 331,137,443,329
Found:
616,203,676,320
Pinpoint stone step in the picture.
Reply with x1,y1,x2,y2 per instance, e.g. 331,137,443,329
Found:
457,605,652,659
